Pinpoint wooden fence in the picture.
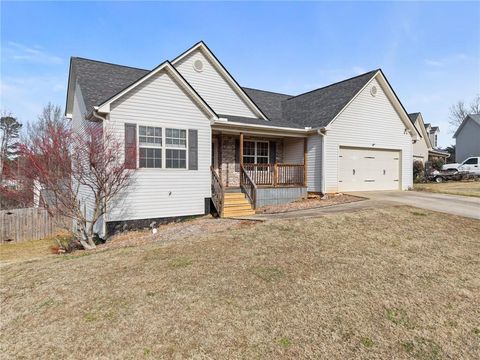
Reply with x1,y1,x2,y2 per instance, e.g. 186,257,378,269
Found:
0,208,68,244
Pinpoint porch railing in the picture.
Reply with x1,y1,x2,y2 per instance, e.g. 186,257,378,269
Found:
240,165,257,208
211,166,224,216
242,163,305,187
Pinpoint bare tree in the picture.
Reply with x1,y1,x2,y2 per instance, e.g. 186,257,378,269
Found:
449,95,480,130
13,107,134,250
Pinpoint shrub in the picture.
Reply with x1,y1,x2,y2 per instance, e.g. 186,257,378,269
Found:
431,158,445,171
413,160,425,183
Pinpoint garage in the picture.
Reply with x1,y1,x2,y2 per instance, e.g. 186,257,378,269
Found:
338,147,400,191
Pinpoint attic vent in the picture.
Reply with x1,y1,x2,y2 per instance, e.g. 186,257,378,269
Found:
370,86,377,97
193,59,204,72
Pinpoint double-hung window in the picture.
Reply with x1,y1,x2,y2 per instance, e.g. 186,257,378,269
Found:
165,128,187,168
243,140,269,164
139,126,162,168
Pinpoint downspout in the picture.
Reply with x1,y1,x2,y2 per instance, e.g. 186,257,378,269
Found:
91,107,108,238
317,129,327,195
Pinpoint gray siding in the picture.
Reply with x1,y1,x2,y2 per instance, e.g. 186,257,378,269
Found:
456,119,480,162
256,187,307,208
283,138,304,164
307,135,323,192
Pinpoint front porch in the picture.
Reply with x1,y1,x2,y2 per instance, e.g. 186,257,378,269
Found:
211,131,307,217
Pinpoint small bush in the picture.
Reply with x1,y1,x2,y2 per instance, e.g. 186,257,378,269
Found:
413,160,425,183
50,234,80,254
430,158,445,171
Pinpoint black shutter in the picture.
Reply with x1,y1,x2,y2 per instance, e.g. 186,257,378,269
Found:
188,129,198,170
269,141,276,164
124,123,137,169
235,138,240,172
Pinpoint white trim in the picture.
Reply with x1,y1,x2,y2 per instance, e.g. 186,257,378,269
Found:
212,120,311,134
171,42,268,120
326,71,419,140
96,62,217,120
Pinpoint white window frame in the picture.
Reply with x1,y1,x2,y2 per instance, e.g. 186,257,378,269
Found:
136,125,189,170
165,127,188,169
243,140,269,165
138,125,163,169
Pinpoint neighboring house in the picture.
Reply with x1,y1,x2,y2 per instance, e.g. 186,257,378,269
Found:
409,112,449,163
65,41,418,232
453,114,480,163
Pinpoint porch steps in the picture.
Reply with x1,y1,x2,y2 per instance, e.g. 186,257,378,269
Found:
222,193,255,217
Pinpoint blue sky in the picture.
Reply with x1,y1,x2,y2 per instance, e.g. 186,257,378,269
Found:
1,1,479,147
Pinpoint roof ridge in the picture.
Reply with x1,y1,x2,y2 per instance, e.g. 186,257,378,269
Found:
72,56,150,72
242,87,293,97
285,69,380,101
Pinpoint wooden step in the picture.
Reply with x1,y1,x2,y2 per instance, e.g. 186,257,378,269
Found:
223,198,249,205
224,204,253,211
222,209,256,217
224,193,246,199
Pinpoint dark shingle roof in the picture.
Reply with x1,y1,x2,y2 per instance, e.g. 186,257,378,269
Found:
72,57,148,111
281,70,378,128
408,112,420,122
242,88,292,121
71,56,380,129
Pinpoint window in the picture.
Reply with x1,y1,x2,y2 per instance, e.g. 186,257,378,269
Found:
139,126,162,146
243,140,269,164
139,126,162,168
166,128,186,147
463,158,478,165
434,135,437,147
165,128,187,168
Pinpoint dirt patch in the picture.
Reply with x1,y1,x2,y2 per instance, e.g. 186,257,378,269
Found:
256,194,364,214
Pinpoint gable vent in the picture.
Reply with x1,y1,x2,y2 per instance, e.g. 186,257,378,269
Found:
370,86,377,97
193,59,204,72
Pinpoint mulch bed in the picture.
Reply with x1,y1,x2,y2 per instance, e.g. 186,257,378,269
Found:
256,194,364,214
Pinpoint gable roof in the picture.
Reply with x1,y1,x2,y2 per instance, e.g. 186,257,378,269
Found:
409,112,432,147
66,43,417,138
408,112,420,122
453,113,480,138
68,57,148,113
96,60,218,119
171,41,268,120
281,70,378,129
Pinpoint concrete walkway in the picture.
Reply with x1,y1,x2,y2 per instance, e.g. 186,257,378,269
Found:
248,190,480,221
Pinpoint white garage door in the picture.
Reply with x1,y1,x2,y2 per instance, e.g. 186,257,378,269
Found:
338,147,400,191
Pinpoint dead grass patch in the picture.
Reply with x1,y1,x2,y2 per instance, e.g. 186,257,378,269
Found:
414,180,480,197
1,206,479,359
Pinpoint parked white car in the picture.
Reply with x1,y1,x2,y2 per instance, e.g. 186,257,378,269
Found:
442,157,480,175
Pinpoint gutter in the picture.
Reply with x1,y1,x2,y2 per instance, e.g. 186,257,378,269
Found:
212,119,315,134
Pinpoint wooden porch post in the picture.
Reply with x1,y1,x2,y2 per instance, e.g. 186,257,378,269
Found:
239,132,244,186
303,137,308,187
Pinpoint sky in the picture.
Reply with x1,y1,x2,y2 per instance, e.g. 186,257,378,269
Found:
1,1,479,147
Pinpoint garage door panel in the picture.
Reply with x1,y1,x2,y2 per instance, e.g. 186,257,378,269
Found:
338,147,400,191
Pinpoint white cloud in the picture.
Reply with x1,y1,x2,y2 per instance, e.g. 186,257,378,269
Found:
3,41,63,65
424,53,468,67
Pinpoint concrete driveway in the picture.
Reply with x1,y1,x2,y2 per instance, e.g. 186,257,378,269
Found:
349,190,480,220
250,190,479,221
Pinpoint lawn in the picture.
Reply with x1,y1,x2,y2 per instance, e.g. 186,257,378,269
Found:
1,206,479,359
414,180,480,197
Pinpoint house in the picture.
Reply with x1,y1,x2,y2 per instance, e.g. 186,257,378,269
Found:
409,113,449,163
453,114,480,162
65,41,419,232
